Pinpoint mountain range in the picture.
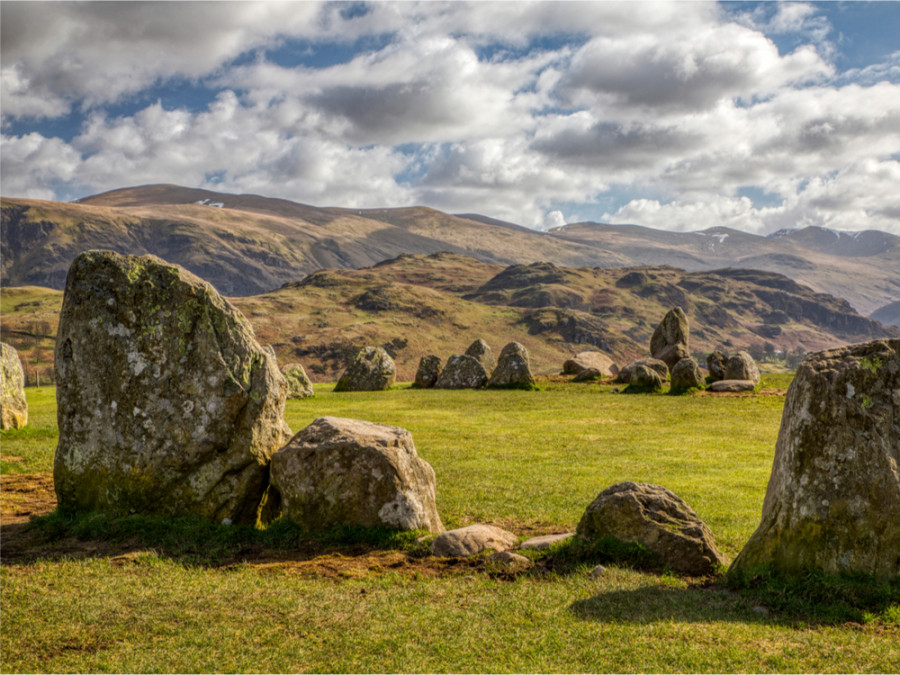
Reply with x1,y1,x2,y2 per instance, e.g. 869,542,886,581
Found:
2,183,898,325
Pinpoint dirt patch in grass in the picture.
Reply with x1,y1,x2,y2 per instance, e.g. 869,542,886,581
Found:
1,473,56,523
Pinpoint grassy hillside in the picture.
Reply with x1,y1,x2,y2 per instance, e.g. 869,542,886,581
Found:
2,253,896,383
2,380,898,672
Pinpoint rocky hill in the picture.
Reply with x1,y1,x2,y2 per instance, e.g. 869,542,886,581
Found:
3,252,896,383
2,184,898,315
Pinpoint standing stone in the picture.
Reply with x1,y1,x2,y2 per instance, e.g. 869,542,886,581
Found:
53,250,290,525
1,342,27,429
414,354,443,389
465,339,496,374
434,354,488,389
724,350,760,386
670,357,704,392
730,339,900,580
563,351,618,378
650,307,691,370
577,482,729,576
488,342,536,389
270,416,444,533
616,358,669,384
282,362,314,399
334,346,396,392
707,350,728,381
628,364,663,392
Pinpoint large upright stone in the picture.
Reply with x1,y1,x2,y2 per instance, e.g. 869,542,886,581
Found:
1,342,27,429
465,339,496,374
282,362,314,399
628,364,663,392
670,357,704,392
270,417,444,533
414,354,443,389
334,346,396,392
53,250,290,525
434,354,488,389
563,351,618,378
577,482,729,576
650,307,691,370
724,350,760,386
707,350,728,382
488,342,535,389
731,339,900,580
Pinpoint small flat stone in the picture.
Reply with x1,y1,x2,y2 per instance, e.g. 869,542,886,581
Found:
590,564,607,579
430,524,518,557
709,379,756,393
488,551,532,570
520,532,576,550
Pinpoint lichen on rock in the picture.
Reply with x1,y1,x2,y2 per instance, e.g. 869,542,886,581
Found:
53,250,290,525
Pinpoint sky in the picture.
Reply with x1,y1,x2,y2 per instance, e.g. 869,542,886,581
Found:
2,1,899,235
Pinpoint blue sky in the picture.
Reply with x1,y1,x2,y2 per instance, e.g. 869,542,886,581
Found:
2,1,899,234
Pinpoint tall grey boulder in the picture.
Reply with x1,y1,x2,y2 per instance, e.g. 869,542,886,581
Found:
650,307,691,370
577,482,728,576
628,364,663,392
731,339,900,580
1,342,27,429
414,354,443,389
670,357,704,392
488,342,535,389
270,417,444,533
434,354,488,389
334,346,396,392
707,350,728,381
465,339,496,374
724,350,760,386
53,250,290,525
282,362,314,399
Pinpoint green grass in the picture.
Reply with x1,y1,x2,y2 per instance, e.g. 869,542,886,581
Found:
3,378,899,673
0,386,57,473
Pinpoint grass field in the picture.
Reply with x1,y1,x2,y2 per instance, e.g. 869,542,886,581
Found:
2,375,899,673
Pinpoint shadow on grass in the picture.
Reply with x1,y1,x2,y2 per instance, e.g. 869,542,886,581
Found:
0,508,436,570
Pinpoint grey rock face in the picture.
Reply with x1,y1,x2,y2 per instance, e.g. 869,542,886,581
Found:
563,351,617,377
434,354,488,389
650,307,691,370
577,482,729,576
731,339,900,580
573,368,602,382
464,339,496,374
1,342,27,429
414,354,443,389
53,250,290,525
707,350,728,381
488,342,535,388
724,351,760,386
430,524,518,557
616,358,669,384
629,364,663,391
334,346,396,392
270,416,444,533
520,533,575,550
670,357,704,392
709,379,756,393
282,362,314,399
488,551,532,570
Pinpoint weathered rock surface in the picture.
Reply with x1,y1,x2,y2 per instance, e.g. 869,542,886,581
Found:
573,368,602,382
1,342,27,429
724,350,760,386
282,362,314,399
488,550,532,570
650,307,691,370
616,358,669,384
334,346,396,392
670,357,704,392
707,350,728,381
563,351,617,377
488,341,535,388
414,354,443,389
709,379,756,393
434,354,488,389
465,338,496,374
731,339,900,580
520,532,575,550
270,416,443,533
628,364,663,391
53,250,290,524
431,524,518,557
577,482,729,576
